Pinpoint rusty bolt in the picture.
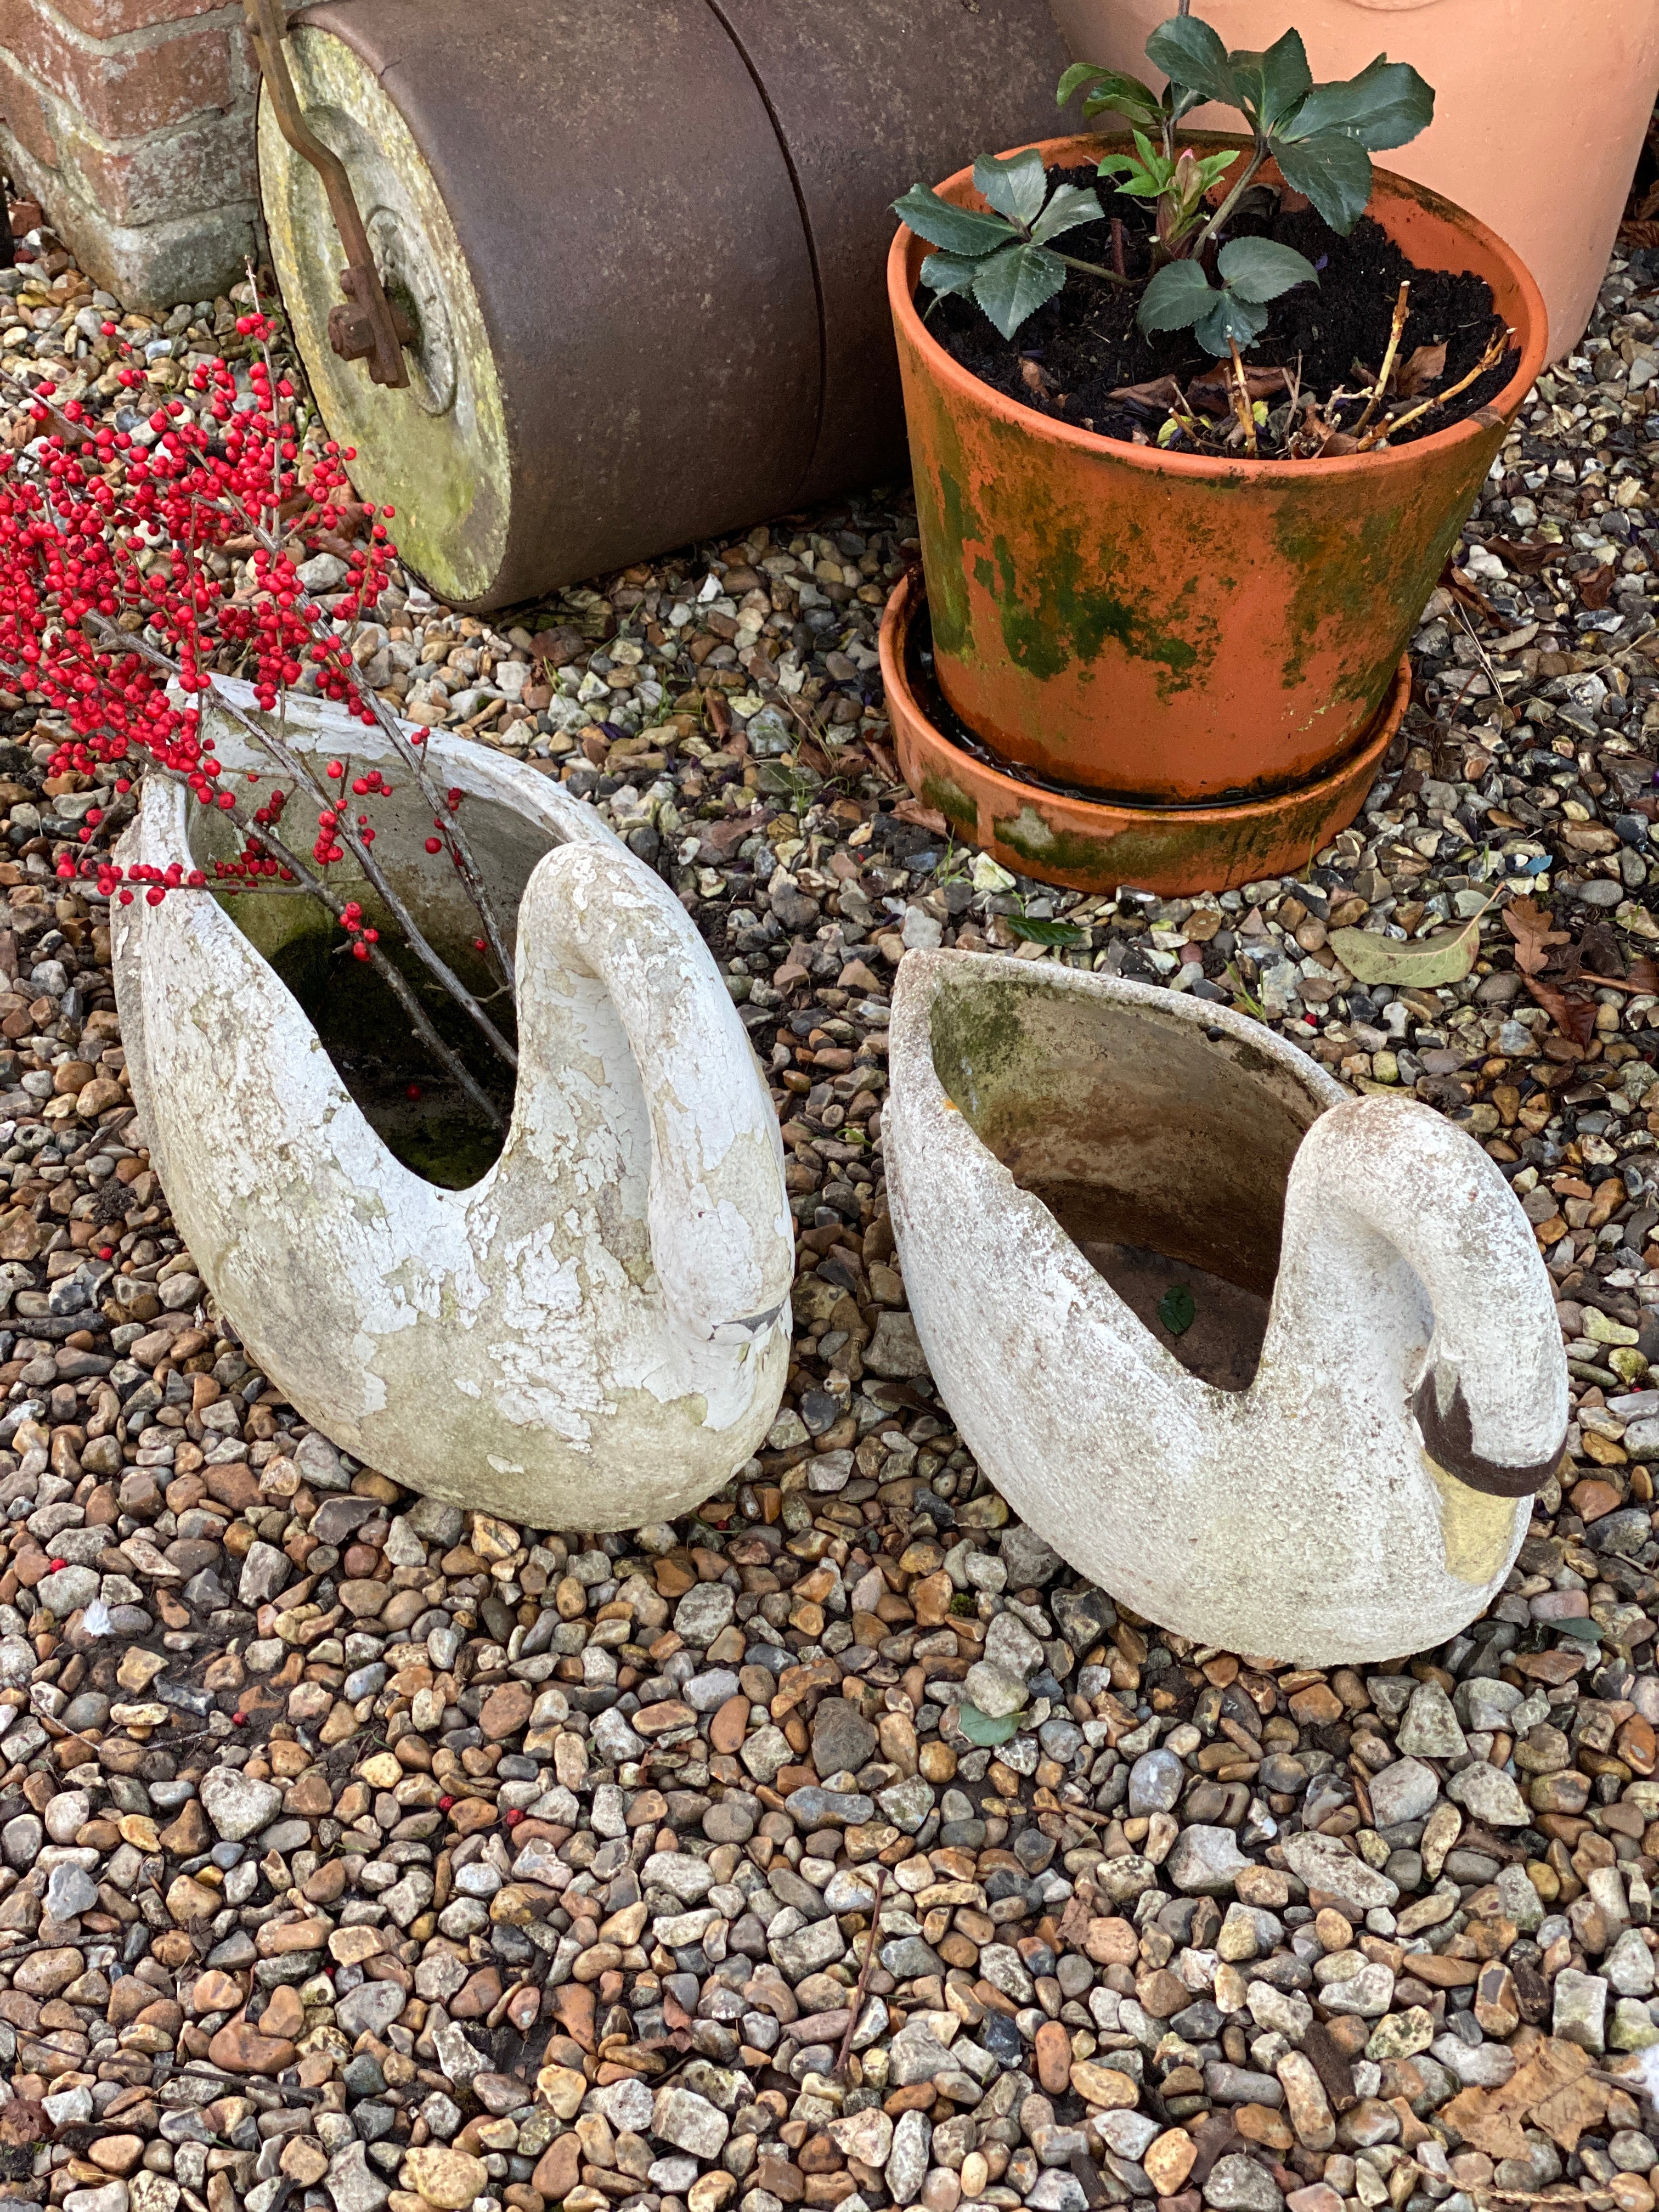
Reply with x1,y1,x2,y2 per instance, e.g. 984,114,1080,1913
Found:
327,301,377,363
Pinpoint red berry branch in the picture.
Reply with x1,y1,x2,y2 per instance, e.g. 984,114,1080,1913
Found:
0,303,519,1130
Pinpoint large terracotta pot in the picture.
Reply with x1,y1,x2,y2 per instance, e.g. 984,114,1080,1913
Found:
889,133,1545,811
1045,0,1659,364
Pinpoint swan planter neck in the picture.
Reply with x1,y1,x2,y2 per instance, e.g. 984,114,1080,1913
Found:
111,680,794,1531
885,951,1567,1664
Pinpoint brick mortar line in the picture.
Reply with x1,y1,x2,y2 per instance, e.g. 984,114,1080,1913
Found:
11,0,250,66
0,40,257,146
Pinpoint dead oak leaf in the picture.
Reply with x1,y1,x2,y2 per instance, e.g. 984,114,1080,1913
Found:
1187,362,1293,411
1503,895,1571,976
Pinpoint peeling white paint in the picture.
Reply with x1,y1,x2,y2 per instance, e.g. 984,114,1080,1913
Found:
112,681,794,1530
886,951,1568,1664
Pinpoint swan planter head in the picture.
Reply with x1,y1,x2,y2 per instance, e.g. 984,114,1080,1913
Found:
885,951,1568,1664
111,681,794,1531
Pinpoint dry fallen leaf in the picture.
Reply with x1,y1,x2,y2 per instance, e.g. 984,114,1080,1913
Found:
1392,341,1447,397
1526,974,1599,1047
891,797,949,836
1187,362,1293,410
1329,905,1491,989
1578,563,1616,611
1108,375,1187,410
0,2101,46,2148
1503,895,1572,976
1485,535,1558,572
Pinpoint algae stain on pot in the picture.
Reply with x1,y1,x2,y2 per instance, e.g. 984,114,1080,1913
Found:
918,768,977,838
1273,495,1406,699
963,511,1217,703
928,977,1030,1116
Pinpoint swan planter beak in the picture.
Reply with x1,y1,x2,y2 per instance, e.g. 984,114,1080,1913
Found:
885,951,1568,1664
111,681,794,1530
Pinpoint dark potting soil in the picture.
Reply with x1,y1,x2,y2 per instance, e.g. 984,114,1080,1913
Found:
925,168,1518,452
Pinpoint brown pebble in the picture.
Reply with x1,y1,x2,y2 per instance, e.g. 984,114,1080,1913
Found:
1034,2018,1071,2092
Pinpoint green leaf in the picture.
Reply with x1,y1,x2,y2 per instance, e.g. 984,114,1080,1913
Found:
918,250,985,301
1144,13,1238,106
893,183,1014,259
1158,1284,1197,1336
1097,131,1169,199
1137,256,1216,334
1216,235,1319,303
1269,127,1374,234
1289,55,1435,151
1097,155,1157,198
957,1701,1022,1746
975,148,1049,229
1555,1616,1602,1643
1030,182,1105,247
1228,29,1312,133
1057,61,1166,133
972,240,1066,338
1194,290,1269,354
1009,915,1089,947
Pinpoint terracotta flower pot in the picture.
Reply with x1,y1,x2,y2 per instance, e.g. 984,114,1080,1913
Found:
889,134,1545,862
1045,0,1659,365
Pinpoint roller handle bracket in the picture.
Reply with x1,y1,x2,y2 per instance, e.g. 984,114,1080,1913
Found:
242,0,413,390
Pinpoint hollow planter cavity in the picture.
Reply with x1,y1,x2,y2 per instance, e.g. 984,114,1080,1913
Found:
885,950,1568,1663
111,680,794,1530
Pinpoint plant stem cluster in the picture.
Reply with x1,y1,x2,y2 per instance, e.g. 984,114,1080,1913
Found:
0,308,519,1127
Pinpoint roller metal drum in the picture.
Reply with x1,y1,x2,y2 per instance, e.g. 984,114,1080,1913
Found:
259,0,1070,611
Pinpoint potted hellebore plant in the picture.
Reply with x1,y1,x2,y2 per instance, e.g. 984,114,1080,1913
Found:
882,9,1547,894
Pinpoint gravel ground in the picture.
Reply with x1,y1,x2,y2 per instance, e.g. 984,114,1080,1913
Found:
0,208,1658,2212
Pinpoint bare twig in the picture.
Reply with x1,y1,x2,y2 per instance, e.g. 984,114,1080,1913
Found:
1110,218,1126,278
103,607,518,1075
1227,340,1257,456
84,620,507,1128
1350,281,1410,439
200,799,506,1133
1354,327,1510,452
190,481,518,995
833,1866,888,2076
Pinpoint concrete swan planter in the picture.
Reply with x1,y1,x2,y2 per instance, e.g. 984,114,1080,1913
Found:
885,951,1567,1662
112,681,793,1529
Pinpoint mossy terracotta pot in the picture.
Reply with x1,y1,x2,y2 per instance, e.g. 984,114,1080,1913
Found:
888,133,1547,816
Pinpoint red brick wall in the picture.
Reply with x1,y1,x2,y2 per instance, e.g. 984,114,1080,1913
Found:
0,0,259,308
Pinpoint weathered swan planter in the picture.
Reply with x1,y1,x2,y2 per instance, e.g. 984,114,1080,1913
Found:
887,952,1567,1663
112,681,794,1530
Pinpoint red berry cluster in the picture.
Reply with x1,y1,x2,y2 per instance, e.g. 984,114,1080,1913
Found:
0,306,405,916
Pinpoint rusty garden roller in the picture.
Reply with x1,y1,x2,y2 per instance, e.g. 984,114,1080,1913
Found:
253,0,1070,611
